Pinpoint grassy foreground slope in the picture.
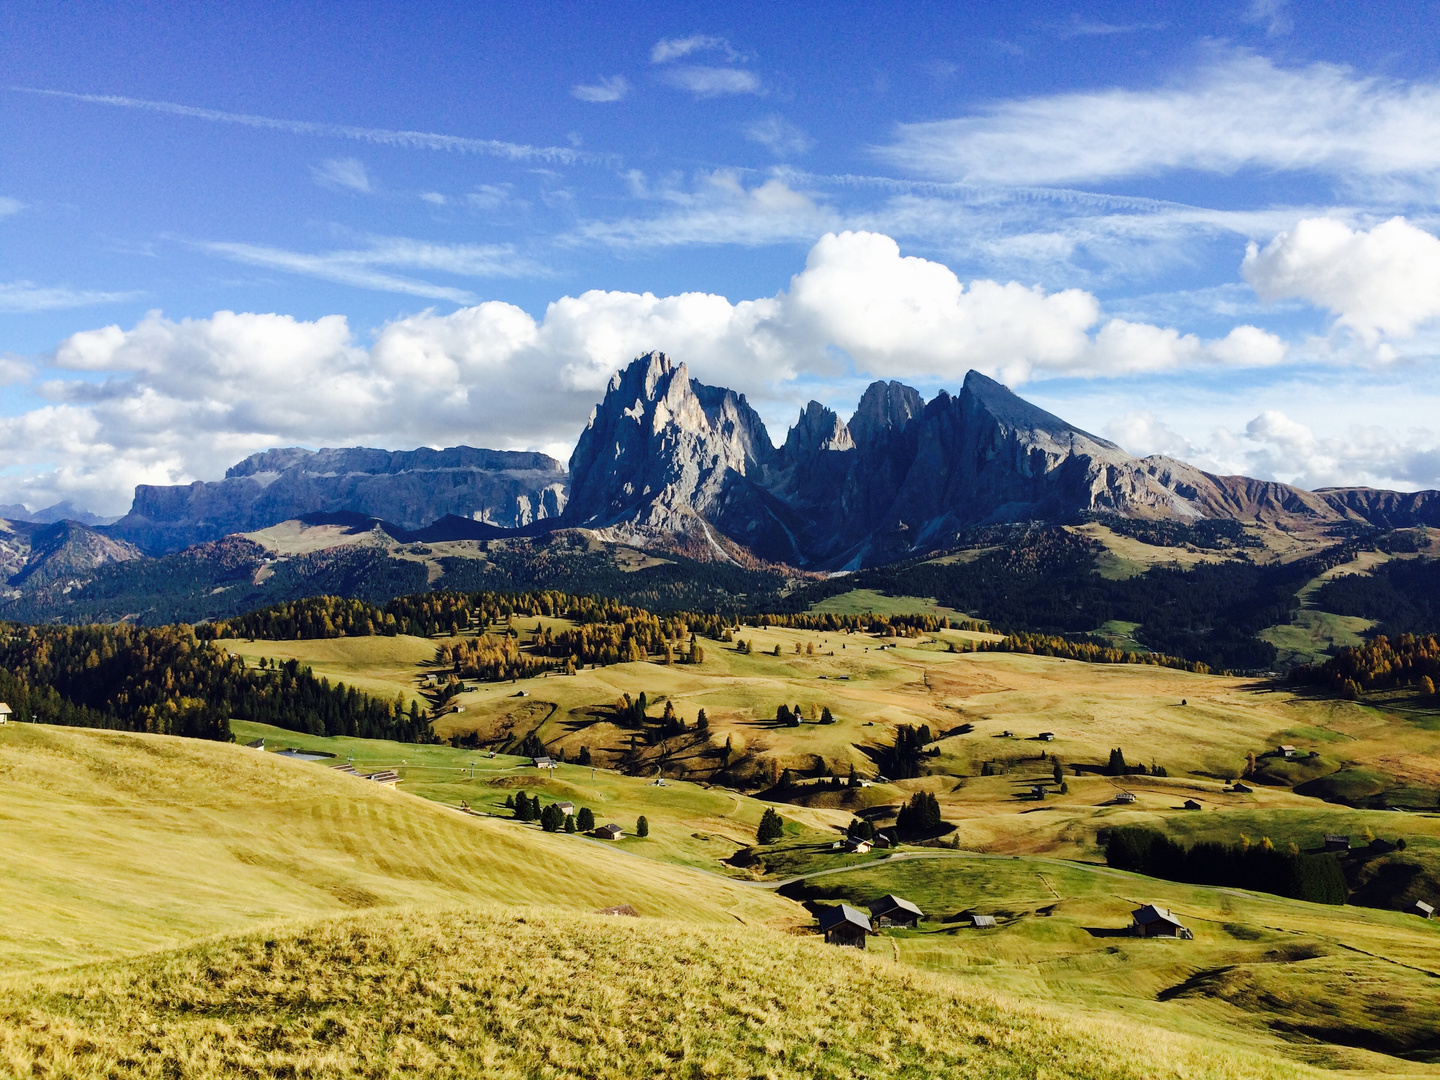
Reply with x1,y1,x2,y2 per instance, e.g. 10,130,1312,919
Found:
1,906,1327,1080
0,724,794,972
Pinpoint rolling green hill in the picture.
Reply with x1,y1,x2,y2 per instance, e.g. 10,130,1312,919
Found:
0,723,794,973
0,905,1343,1080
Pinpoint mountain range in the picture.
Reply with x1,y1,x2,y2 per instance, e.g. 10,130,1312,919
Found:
559,352,1439,568
4,350,1439,605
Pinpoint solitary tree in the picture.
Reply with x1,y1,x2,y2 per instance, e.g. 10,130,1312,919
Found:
696,708,709,731
636,815,649,838
757,807,785,844
577,806,596,831
820,706,835,724
1052,758,1064,785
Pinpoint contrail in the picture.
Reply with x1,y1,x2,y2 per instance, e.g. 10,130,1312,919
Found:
11,86,614,166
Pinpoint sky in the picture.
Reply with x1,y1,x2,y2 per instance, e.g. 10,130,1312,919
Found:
4,0,1440,515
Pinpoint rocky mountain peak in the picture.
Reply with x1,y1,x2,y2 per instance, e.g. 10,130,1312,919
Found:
564,352,779,543
959,370,1116,450
782,401,855,458
848,380,925,449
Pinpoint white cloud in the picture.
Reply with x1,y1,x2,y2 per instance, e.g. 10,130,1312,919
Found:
1242,216,1440,342
1,231,1318,513
650,35,738,64
0,197,23,218
572,171,832,248
1103,401,1440,492
419,191,447,205
1104,411,1200,460
197,235,545,302
1245,0,1293,37
881,55,1440,190
310,157,372,193
0,281,140,313
16,87,605,166
660,66,761,97
572,75,630,103
744,116,814,157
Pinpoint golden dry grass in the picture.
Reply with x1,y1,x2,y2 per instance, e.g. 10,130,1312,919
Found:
0,724,796,974
0,905,1331,1080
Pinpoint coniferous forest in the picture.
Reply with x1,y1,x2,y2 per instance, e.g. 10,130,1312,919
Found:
0,623,430,743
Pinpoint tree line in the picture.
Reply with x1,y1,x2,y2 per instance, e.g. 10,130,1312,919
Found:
970,631,1213,674
0,623,431,743
1105,826,1347,904
1290,633,1440,698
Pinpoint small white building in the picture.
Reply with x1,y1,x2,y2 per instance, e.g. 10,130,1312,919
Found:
556,801,575,816
0,702,11,724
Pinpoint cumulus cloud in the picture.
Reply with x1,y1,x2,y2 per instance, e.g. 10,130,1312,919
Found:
5,231,1300,513
572,75,630,103
1104,402,1440,492
310,157,372,192
882,54,1440,189
744,116,814,157
1242,216,1440,342
660,66,761,97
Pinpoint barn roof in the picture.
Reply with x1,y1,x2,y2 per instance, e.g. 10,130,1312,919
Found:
817,904,872,933
971,915,997,928
1132,904,1186,928
870,894,923,919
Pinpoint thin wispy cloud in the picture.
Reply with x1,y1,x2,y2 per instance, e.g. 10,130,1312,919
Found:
1245,0,1293,37
744,116,814,157
881,55,1440,190
650,35,739,64
198,236,546,302
11,86,610,166
572,75,630,103
660,66,762,97
0,197,24,218
310,157,372,192
0,280,140,313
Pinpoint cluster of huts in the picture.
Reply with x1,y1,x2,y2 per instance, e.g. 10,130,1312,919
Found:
816,896,1198,948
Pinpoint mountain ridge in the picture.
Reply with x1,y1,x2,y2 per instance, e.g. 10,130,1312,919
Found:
16,351,1440,577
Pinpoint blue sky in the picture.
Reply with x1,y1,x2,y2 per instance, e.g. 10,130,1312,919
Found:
4,0,1440,514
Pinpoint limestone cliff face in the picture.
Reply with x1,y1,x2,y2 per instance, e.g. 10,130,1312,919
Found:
562,356,1440,568
562,352,800,558
111,446,567,554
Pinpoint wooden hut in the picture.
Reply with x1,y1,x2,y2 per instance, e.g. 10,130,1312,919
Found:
1411,900,1435,920
1130,904,1193,939
595,823,624,841
971,914,997,929
1324,834,1350,852
869,894,923,928
817,904,872,949
0,702,11,724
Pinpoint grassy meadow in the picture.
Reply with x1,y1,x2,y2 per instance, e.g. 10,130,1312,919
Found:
0,904,1371,1080
0,722,796,974
9,595,1440,1075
